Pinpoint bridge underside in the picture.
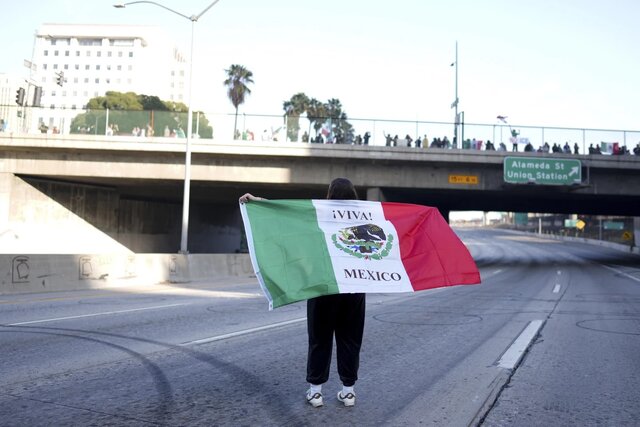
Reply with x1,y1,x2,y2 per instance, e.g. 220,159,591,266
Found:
24,174,640,217
380,186,640,217
4,135,639,254
5,170,639,254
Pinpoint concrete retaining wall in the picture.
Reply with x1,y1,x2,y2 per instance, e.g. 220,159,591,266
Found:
504,227,640,255
540,234,640,255
0,253,254,295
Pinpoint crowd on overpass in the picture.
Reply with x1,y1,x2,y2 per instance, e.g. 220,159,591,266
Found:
347,132,640,156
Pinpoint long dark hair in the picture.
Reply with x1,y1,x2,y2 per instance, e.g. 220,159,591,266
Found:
327,177,358,200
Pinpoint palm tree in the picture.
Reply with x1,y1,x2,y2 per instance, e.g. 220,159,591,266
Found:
223,64,254,139
306,98,326,136
283,92,310,142
329,99,353,143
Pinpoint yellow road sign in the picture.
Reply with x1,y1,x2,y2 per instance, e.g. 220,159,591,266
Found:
449,175,478,185
576,220,586,230
622,231,633,241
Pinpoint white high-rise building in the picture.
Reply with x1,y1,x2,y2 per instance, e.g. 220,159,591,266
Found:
30,23,187,133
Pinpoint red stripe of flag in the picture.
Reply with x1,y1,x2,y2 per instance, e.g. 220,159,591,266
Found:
381,202,481,290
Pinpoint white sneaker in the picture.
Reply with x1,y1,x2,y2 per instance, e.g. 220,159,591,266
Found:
337,391,355,407
306,389,323,408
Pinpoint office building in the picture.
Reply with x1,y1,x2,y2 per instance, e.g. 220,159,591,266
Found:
28,23,187,133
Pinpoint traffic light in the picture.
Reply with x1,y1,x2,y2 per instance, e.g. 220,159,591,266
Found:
15,88,25,106
56,71,64,87
33,86,43,107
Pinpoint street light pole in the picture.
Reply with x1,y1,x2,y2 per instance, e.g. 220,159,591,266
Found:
450,41,459,148
114,0,222,254
178,18,196,253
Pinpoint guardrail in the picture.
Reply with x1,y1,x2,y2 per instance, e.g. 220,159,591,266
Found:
2,105,639,156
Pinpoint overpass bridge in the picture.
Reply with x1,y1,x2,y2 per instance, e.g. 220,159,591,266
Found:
1,133,639,254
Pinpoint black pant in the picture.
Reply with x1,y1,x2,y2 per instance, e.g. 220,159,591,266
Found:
306,293,366,387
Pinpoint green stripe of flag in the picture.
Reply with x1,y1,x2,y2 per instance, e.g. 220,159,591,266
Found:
245,200,339,308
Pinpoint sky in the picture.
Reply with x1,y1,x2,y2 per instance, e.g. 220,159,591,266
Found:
2,0,640,134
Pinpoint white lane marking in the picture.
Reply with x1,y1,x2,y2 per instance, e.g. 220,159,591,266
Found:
553,284,561,293
181,317,306,346
7,303,188,326
601,264,640,283
479,269,503,280
498,320,545,369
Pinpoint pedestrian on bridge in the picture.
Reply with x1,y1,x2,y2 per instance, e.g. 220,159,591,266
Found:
239,178,365,408
383,132,393,146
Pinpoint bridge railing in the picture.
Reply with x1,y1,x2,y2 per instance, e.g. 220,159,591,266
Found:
2,105,639,155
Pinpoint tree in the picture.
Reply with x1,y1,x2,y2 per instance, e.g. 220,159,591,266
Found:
324,98,354,144
283,92,310,142
139,95,167,111
73,91,142,135
306,98,327,134
223,64,254,139
70,91,213,138
281,95,353,144
87,91,142,110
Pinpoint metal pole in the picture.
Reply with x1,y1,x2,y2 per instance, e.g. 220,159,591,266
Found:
283,115,287,142
114,1,223,254
372,120,376,146
23,83,32,133
180,19,195,253
25,34,37,133
454,41,458,147
599,217,602,240
461,111,464,146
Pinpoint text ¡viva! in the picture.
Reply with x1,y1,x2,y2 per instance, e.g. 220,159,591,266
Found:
332,210,373,221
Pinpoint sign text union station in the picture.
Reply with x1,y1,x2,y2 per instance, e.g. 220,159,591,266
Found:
504,157,582,185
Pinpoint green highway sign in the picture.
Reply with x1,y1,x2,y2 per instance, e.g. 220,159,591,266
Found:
603,221,624,230
504,157,582,185
564,219,578,228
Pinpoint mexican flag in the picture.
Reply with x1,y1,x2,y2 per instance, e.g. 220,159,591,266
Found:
600,142,619,155
240,200,481,309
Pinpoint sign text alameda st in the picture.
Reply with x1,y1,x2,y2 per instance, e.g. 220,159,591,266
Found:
504,157,582,185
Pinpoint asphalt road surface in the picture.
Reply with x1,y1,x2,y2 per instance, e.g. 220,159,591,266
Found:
1,228,639,426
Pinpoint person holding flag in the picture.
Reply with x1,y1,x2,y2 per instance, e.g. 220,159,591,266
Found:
239,177,480,409
239,178,365,408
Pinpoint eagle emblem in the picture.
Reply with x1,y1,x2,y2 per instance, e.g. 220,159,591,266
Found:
331,223,394,260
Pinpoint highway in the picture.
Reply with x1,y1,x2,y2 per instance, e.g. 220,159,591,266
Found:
1,229,639,426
